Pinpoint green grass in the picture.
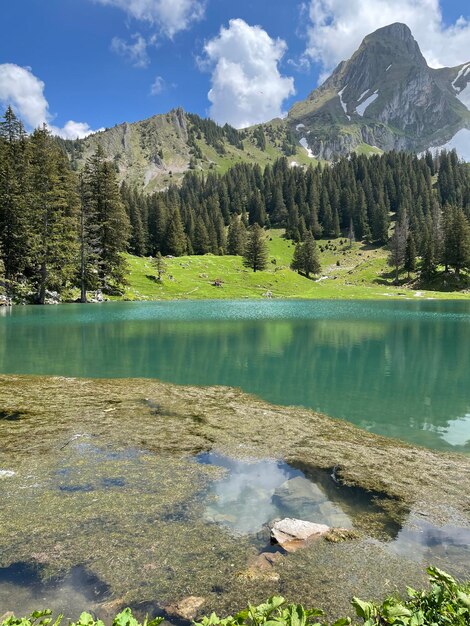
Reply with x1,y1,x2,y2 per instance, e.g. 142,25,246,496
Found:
118,230,470,302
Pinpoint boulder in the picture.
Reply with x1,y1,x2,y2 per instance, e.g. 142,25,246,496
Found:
1,612,15,622
273,476,327,517
165,596,205,621
271,518,330,552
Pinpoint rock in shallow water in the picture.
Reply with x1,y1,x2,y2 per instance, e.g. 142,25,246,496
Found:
164,596,206,621
271,518,330,552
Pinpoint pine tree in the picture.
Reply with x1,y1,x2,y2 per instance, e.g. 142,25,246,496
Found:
243,223,269,272
291,242,304,274
165,208,187,256
404,232,417,279
0,106,30,283
82,146,130,292
78,168,100,302
227,216,246,255
444,206,470,277
29,126,79,304
388,217,408,284
302,233,321,278
193,216,210,254
152,251,166,281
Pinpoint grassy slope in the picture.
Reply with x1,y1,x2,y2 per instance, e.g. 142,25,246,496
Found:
118,230,469,301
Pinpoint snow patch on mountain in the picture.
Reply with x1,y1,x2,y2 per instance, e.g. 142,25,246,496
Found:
432,128,470,162
299,137,315,158
386,64,392,72
358,90,369,101
452,63,470,91
456,83,470,110
356,91,378,116
338,86,351,120
296,123,305,131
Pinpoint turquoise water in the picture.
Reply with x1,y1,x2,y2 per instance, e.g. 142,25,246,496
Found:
1,299,469,451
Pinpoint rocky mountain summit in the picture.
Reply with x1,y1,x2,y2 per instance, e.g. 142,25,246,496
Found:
61,23,469,190
288,23,470,159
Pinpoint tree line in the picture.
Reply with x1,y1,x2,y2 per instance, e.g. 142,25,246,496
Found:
1,105,469,303
0,107,129,303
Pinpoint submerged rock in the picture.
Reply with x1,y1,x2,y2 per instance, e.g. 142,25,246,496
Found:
271,518,330,552
273,476,327,515
165,595,206,621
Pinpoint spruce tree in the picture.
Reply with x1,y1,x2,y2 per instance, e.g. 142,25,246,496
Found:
165,208,187,256
82,146,130,292
0,106,30,283
404,232,417,279
227,216,246,255
302,232,321,278
152,252,166,281
388,218,408,284
444,206,470,276
243,223,269,272
29,125,79,304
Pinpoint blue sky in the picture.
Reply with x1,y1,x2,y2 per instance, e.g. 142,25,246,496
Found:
0,0,468,137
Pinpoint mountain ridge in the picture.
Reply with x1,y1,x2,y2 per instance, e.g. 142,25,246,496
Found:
61,22,470,190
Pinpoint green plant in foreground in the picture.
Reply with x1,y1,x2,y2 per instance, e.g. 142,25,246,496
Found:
2,568,470,626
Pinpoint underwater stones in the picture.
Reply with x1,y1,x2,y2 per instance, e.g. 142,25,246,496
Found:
165,596,206,621
318,501,352,529
272,476,327,514
271,518,330,552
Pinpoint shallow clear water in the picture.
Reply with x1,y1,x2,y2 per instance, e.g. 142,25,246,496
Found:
1,299,469,450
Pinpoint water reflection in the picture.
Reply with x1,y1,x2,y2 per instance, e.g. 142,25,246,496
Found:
388,518,470,573
197,453,352,536
0,563,109,620
0,300,469,450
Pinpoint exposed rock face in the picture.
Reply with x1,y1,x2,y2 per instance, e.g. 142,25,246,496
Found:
288,23,470,159
271,518,331,552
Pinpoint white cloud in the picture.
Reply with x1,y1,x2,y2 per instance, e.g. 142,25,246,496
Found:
204,19,295,128
303,0,470,76
111,33,155,67
52,120,103,140
150,75,166,94
93,0,206,37
0,64,101,139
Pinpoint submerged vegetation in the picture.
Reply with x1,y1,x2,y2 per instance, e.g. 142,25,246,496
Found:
3,568,470,626
1,375,469,621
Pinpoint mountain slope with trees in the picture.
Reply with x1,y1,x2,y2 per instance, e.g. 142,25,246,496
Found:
1,105,469,304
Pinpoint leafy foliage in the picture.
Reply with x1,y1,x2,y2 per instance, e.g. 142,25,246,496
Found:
3,570,469,626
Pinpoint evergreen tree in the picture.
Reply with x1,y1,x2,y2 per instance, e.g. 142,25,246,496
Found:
29,126,79,304
82,146,130,292
165,208,187,256
152,251,166,281
78,168,100,302
404,232,417,279
302,233,321,278
0,106,30,282
243,223,269,272
443,206,470,276
387,217,408,284
227,216,246,255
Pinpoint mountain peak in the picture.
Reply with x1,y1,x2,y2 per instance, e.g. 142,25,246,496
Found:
288,22,470,160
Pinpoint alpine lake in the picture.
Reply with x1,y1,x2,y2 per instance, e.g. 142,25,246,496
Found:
1,299,469,623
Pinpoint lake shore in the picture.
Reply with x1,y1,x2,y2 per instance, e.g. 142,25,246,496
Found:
1,375,469,621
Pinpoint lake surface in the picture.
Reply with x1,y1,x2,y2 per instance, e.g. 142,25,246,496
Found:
1,299,469,451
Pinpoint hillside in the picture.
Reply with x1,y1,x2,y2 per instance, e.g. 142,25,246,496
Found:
59,23,469,191
116,230,470,302
60,110,316,192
